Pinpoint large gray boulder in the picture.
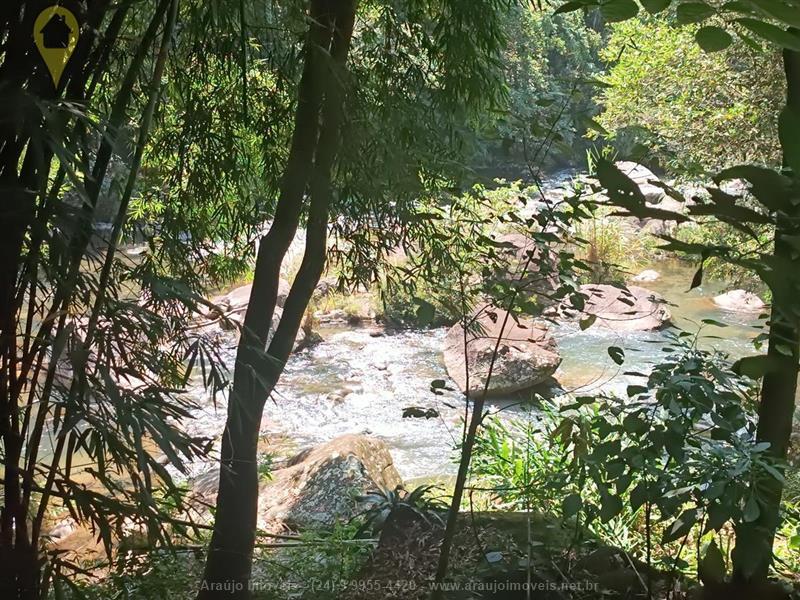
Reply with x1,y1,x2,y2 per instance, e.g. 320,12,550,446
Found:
713,290,766,313
257,435,403,531
443,305,561,397
561,284,671,332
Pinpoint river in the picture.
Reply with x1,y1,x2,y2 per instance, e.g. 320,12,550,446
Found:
184,260,767,484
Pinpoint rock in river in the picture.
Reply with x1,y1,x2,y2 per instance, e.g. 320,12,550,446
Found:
496,232,560,306
443,304,561,397
713,289,766,313
560,284,671,332
632,269,660,282
258,434,403,531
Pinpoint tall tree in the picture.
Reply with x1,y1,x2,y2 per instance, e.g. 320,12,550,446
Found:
197,0,358,595
732,39,800,583
197,1,511,597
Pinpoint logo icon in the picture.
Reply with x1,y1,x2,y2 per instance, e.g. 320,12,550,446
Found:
33,6,80,88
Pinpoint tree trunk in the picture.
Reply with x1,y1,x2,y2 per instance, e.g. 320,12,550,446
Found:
197,1,356,597
732,44,800,583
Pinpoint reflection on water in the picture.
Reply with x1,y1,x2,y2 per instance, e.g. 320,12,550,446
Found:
184,261,768,482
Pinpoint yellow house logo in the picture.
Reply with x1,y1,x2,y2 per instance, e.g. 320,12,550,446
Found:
33,6,80,88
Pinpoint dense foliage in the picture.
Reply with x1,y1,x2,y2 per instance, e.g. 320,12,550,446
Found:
595,17,785,175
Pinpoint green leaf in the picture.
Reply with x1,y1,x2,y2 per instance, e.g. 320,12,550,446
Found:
749,0,800,28
690,261,704,290
698,540,727,586
676,2,715,23
596,158,688,223
630,482,649,511
583,116,610,135
600,493,623,522
580,314,597,330
623,412,647,434
696,26,734,52
563,493,583,518
601,0,640,22
705,502,731,532
743,495,760,522
714,164,792,212
663,509,698,543
626,385,648,397
701,318,728,328
554,0,591,14
608,346,625,365
779,105,800,176
640,0,671,13
736,18,800,51
732,355,782,378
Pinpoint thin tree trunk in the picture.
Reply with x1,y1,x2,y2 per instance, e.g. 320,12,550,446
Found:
732,44,800,583
197,2,337,597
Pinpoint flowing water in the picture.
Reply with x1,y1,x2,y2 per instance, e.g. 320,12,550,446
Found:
185,260,767,483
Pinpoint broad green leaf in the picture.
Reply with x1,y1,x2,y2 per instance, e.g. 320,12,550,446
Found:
623,412,647,434
601,0,640,22
743,495,760,522
749,0,800,28
690,261,704,290
600,493,623,522
779,105,800,176
630,482,649,511
696,26,734,52
663,508,698,543
732,354,782,378
701,318,728,327
641,0,671,13
626,384,648,397
580,314,597,330
714,164,792,212
415,298,436,327
608,345,625,365
698,540,727,586
597,158,689,222
736,18,800,50
555,0,591,14
676,2,715,23
705,502,731,532
563,493,583,517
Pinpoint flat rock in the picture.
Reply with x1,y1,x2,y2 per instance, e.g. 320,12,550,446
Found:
713,289,766,312
561,284,671,332
443,304,561,397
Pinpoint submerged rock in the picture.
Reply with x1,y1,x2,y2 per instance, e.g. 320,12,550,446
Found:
559,284,671,332
258,434,402,531
443,304,561,397
632,269,660,282
713,289,766,313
